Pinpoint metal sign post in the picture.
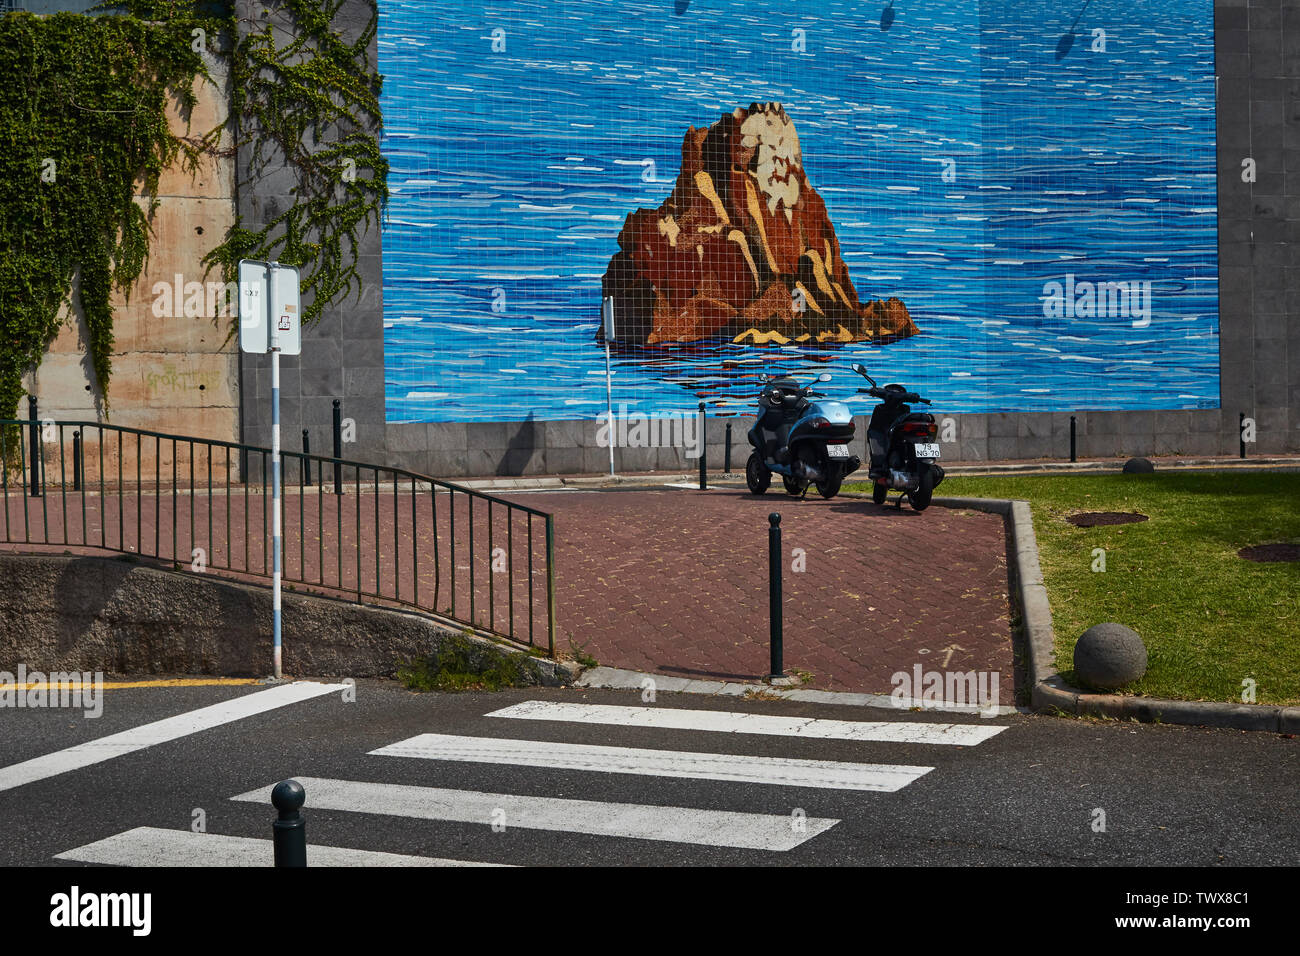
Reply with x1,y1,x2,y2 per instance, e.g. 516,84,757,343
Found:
602,296,616,478
240,259,301,679
268,263,283,679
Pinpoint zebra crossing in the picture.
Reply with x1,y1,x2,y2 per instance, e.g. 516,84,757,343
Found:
54,699,1010,866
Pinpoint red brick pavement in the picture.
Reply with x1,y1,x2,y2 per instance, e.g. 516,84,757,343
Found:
1,485,1014,700
503,489,1015,702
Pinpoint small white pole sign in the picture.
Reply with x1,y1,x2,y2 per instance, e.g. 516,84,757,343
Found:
238,259,302,679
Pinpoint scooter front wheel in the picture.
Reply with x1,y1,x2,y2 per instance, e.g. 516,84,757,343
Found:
872,481,888,505
782,474,807,496
746,453,771,495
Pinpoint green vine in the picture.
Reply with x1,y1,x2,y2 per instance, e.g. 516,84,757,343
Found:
0,10,211,422
207,0,389,323
0,0,388,428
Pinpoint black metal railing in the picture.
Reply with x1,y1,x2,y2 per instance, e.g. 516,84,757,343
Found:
0,419,557,655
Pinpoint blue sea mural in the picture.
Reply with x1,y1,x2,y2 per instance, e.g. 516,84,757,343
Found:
377,0,1218,423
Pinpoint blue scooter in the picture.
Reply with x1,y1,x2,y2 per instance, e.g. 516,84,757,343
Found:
746,371,861,499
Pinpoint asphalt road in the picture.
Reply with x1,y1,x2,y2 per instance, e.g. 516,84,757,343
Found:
1,679,1296,867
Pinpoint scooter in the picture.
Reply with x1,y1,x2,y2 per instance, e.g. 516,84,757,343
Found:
746,371,861,499
851,362,945,512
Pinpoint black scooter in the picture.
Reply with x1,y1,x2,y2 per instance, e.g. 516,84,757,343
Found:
852,362,945,512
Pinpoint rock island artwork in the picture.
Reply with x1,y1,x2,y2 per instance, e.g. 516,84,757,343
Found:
599,102,917,348
378,0,1218,424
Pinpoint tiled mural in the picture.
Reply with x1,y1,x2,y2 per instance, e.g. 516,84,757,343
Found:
378,0,1219,424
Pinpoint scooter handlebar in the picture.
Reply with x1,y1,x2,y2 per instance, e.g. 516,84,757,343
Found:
859,386,930,404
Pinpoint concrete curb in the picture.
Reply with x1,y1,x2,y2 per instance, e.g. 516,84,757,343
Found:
920,495,1298,734
574,665,1019,716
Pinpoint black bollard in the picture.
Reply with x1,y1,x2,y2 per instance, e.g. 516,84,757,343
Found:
724,422,733,475
332,399,343,494
1069,415,1076,463
271,779,307,867
302,429,312,487
1239,412,1246,459
72,430,82,492
698,402,707,490
768,512,784,679
27,395,40,498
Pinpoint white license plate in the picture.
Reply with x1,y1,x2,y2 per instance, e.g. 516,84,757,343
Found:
826,444,850,458
913,442,941,459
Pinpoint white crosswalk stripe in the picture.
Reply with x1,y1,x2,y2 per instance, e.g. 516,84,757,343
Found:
486,700,1008,745
55,827,502,867
0,681,346,794
370,733,934,791
231,777,838,850
52,698,1010,865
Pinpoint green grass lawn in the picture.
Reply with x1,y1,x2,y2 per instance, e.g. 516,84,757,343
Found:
847,472,1300,705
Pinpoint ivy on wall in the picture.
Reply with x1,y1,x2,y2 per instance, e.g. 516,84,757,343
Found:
208,0,389,324
0,0,388,427
0,10,210,422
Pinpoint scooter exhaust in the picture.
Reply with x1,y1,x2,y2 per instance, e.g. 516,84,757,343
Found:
794,459,824,483
889,468,918,491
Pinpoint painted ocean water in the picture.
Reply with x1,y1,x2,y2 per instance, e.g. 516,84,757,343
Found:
377,0,1218,423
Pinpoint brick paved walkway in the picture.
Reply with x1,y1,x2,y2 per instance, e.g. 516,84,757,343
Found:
2,484,1013,700
507,489,1013,701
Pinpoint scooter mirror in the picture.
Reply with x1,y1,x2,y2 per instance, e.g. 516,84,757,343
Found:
816,372,832,383
851,363,867,375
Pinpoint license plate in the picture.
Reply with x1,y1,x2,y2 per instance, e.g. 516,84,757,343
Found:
826,444,850,458
913,442,941,459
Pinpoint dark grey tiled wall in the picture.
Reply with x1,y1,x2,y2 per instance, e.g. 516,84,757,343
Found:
236,0,387,467
243,0,1300,478
1213,0,1300,457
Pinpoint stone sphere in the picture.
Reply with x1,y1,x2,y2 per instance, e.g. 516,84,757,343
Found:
1122,457,1155,473
1074,623,1147,691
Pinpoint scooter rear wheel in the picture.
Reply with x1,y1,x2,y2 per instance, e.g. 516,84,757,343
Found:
909,467,934,511
746,453,771,495
815,473,842,499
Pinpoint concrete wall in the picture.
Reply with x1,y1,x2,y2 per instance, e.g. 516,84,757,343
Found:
0,552,571,681
24,54,239,480
387,409,1256,477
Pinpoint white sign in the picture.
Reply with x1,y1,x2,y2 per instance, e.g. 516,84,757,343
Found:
238,259,302,356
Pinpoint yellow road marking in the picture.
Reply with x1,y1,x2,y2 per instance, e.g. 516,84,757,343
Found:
5,679,262,691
